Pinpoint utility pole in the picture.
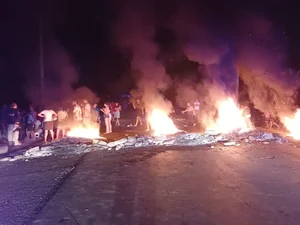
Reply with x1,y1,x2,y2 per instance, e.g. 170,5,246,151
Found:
39,20,44,106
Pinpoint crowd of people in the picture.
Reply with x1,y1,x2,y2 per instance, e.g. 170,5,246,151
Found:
0,97,278,146
0,97,201,146
0,100,122,145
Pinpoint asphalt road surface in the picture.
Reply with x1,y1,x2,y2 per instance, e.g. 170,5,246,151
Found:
1,142,300,225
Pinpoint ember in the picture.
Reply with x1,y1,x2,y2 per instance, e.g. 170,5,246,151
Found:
283,109,300,140
148,109,179,136
208,98,252,134
67,127,101,139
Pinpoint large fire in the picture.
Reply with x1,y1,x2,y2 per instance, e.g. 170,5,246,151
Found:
67,127,102,139
283,109,300,140
148,109,179,136
208,98,252,133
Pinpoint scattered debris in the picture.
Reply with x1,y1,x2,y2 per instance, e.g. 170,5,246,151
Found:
107,138,128,148
0,130,288,162
0,145,8,154
259,156,276,160
223,142,236,146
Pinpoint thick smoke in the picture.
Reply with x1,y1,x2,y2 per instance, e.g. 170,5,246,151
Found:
235,14,300,119
170,5,300,128
25,39,99,108
113,0,172,113
169,4,235,128
25,39,78,106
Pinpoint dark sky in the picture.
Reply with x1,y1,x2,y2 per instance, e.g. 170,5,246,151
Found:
0,0,299,107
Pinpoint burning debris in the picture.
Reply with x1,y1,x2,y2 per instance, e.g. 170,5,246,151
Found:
0,129,289,162
148,109,179,136
67,127,104,140
207,97,252,134
282,109,300,140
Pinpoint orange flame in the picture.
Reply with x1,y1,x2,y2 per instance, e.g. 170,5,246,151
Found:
148,109,179,136
283,109,300,140
67,127,103,139
208,98,252,133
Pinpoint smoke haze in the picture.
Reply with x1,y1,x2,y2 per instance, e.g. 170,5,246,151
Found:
168,3,235,128
22,1,300,129
25,38,99,108
113,0,173,114
168,4,300,127
235,14,299,119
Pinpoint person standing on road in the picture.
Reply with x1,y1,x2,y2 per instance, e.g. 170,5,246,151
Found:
92,103,101,134
182,102,195,127
26,106,36,140
133,99,144,127
72,101,82,127
101,103,112,134
82,100,91,127
193,100,200,126
56,108,68,140
114,102,121,126
38,108,57,143
6,102,21,146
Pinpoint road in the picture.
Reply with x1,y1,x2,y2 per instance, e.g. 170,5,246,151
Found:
1,142,300,225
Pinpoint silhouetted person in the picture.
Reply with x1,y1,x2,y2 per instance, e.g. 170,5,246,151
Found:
38,107,57,143
6,102,21,145
101,103,112,134
133,99,144,126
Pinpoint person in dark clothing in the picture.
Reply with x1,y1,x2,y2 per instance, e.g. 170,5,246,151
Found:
0,105,5,137
6,102,21,145
133,99,144,127
26,106,36,140
92,104,101,134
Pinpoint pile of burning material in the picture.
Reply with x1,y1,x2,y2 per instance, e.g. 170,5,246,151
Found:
90,130,288,151
211,130,288,146
0,99,291,162
0,130,289,162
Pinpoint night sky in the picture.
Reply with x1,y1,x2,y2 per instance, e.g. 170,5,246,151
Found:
1,0,299,107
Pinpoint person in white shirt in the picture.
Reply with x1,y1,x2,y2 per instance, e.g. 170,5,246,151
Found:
194,100,200,126
38,108,57,143
72,101,82,126
82,100,91,127
56,108,68,139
